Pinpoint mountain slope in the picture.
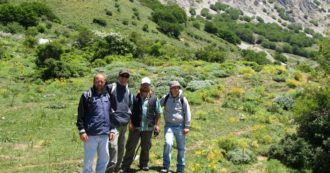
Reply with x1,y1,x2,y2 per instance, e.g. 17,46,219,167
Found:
162,0,330,33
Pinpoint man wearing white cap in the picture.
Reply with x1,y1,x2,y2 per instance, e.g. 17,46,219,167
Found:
119,77,162,172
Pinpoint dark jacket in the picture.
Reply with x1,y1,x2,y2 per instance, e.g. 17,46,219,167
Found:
131,93,158,127
107,82,132,126
76,87,111,135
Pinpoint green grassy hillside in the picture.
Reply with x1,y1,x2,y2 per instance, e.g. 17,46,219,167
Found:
0,0,329,172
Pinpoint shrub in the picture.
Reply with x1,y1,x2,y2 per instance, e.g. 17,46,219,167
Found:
93,18,107,26
192,22,200,30
228,87,245,97
24,35,38,48
76,28,95,48
274,52,287,63
122,20,129,25
274,96,294,110
268,134,314,169
36,42,63,67
286,79,299,88
105,9,112,16
189,8,196,16
0,2,59,27
92,59,107,67
210,70,230,78
195,46,225,63
151,4,186,38
26,26,39,36
227,148,257,164
142,24,149,32
186,80,214,91
93,34,134,60
41,59,87,79
242,49,271,65
4,22,25,34
0,44,8,59
272,74,286,82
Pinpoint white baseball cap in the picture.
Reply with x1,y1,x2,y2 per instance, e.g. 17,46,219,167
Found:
141,77,151,84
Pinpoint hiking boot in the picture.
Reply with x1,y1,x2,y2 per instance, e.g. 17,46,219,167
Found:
141,166,149,171
117,168,129,173
160,168,168,173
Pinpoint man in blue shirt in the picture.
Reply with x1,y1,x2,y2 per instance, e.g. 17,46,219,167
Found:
119,77,162,172
77,73,115,173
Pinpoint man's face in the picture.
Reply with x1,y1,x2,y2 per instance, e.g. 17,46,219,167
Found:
94,75,106,91
170,86,180,97
118,73,129,86
140,83,151,93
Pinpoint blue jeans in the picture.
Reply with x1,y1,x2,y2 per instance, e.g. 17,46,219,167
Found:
83,135,109,173
163,124,186,172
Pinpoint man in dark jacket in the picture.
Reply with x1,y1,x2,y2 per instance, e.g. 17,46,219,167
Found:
77,73,115,173
106,69,133,173
120,77,161,172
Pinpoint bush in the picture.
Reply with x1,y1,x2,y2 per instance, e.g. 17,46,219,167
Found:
24,35,38,48
76,28,95,48
105,9,112,16
93,34,134,60
41,59,87,79
151,4,186,38
142,24,149,32
274,52,287,63
0,2,59,27
189,8,196,16
3,22,25,34
272,75,286,82
192,22,200,30
93,18,107,26
227,148,257,164
274,96,294,110
0,44,8,59
268,134,314,169
186,80,214,91
242,49,271,65
195,46,225,63
36,42,63,67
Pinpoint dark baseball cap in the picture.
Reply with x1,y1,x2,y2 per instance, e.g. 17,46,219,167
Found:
118,69,130,77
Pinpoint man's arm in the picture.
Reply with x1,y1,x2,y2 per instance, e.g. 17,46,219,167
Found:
77,94,88,142
77,94,86,133
183,97,191,135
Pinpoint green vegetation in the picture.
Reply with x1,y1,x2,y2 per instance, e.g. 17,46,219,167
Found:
0,0,328,172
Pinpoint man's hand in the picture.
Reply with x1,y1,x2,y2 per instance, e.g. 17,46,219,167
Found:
183,128,189,135
154,125,160,137
128,122,135,131
80,133,88,143
109,132,115,141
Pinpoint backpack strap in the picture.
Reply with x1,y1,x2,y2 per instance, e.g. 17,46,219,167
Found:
164,94,186,127
164,94,170,107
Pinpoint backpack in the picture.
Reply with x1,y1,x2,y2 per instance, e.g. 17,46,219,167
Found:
164,94,184,107
107,82,132,112
164,94,186,125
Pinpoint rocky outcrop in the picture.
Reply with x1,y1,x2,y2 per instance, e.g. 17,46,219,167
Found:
160,0,330,33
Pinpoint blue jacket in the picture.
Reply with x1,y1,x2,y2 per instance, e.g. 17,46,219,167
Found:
76,87,111,136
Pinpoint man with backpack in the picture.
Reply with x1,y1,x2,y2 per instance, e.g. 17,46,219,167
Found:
106,69,133,173
119,77,162,172
160,81,191,173
76,73,115,173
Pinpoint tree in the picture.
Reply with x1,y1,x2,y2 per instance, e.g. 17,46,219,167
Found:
318,36,330,74
151,4,187,38
36,42,63,67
